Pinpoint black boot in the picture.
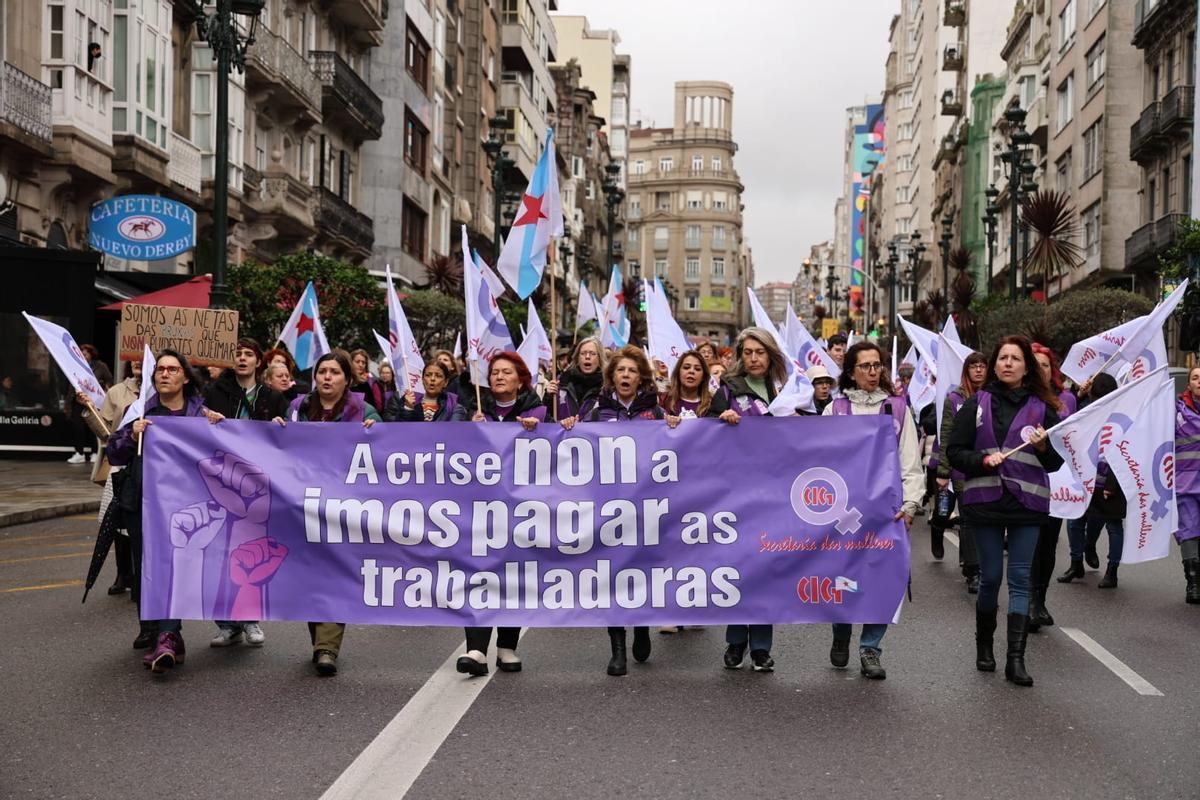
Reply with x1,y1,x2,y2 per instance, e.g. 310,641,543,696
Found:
1004,613,1033,686
132,620,157,650
631,626,652,663
1027,588,1054,631
1057,560,1085,583
606,627,628,676
975,606,997,672
930,527,945,560
1184,559,1200,604
107,574,132,595
1097,564,1118,589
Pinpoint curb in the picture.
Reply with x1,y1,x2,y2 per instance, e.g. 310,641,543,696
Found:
0,501,100,529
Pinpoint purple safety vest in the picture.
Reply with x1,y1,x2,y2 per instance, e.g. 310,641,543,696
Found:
961,390,1050,513
830,395,908,439
1176,395,1200,496
931,388,968,484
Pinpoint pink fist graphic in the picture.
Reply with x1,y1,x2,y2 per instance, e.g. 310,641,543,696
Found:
229,536,290,620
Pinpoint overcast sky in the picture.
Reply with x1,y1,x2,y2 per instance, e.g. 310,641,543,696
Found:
556,0,897,284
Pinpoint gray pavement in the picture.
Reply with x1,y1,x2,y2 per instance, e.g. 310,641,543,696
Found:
1,513,1196,800
0,460,101,528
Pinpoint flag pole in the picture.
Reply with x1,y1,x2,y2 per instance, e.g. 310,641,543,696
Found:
547,243,559,421
84,398,111,438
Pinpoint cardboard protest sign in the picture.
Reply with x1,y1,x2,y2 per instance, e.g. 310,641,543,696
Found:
119,303,239,367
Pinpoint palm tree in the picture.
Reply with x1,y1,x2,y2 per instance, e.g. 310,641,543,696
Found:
947,247,980,348
424,254,464,295
1021,190,1084,300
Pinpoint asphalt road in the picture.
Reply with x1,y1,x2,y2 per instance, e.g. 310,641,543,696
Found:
1,512,1196,800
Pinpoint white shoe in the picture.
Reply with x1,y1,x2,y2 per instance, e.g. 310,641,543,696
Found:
66,453,86,464
496,647,522,672
659,626,679,635
243,623,265,646
210,627,244,647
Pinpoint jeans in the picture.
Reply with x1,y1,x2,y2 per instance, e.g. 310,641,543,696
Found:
465,626,520,655
155,619,182,634
725,624,773,652
974,524,1040,615
1183,538,1200,562
1066,517,1089,562
216,620,259,631
1087,520,1123,566
830,624,887,654
1030,519,1062,592
959,523,979,576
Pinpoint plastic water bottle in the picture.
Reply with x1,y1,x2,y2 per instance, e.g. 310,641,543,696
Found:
937,488,952,519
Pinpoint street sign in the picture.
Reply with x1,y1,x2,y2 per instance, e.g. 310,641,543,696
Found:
821,318,840,340
88,194,197,260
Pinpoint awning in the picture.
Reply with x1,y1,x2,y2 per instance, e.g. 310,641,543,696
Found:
98,274,212,310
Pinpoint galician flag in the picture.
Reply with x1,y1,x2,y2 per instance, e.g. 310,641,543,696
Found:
278,281,331,370
385,265,425,391
497,128,563,299
21,312,106,407
575,280,599,330
462,225,515,366
645,277,691,374
119,344,157,428
599,265,629,349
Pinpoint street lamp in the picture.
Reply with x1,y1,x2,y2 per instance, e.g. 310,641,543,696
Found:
482,115,512,261
887,240,899,332
1001,105,1034,303
1019,159,1039,297
909,234,926,313
825,269,840,320
602,163,624,276
939,215,953,322
184,0,263,309
983,184,1000,292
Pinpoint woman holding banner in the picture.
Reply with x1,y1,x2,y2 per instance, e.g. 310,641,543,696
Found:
453,352,544,677
936,352,988,594
1026,343,1075,632
715,328,788,672
1175,366,1200,604
569,345,678,676
544,336,607,424
824,341,923,681
947,335,1063,687
348,349,386,412
289,351,380,676
383,361,458,422
660,350,726,420
105,349,225,673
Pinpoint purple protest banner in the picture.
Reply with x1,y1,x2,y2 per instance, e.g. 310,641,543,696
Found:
140,416,910,626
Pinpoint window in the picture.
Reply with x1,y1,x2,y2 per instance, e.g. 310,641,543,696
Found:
628,260,641,278
692,154,703,172
1018,75,1037,109
627,227,638,244
1057,0,1076,53
685,225,701,247
897,154,914,172
712,257,725,281
686,290,699,311
628,196,642,217
899,90,914,109
656,191,671,211
1188,32,1196,85
713,225,726,248
585,181,595,200
712,191,728,211
1163,166,1171,214
898,122,914,140
1082,201,1100,258
612,97,626,125
401,198,428,260
655,226,668,248
431,93,444,173
1055,73,1074,132
1056,150,1073,191
896,185,911,204
659,156,674,172
404,111,428,174
1167,48,1177,90
1185,155,1193,213
1082,118,1103,180
905,54,915,76
1087,0,1105,20
115,0,172,150
633,160,645,175
610,129,626,155
654,259,667,278
1086,37,1106,90
711,156,722,172
406,22,430,92
686,191,702,210
685,258,700,280
1148,178,1157,220
897,216,912,235
191,45,244,190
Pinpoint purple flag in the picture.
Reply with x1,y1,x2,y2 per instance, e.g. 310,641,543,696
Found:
141,417,911,626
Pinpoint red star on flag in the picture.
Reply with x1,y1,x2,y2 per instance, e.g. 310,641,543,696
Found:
512,193,548,227
297,313,314,335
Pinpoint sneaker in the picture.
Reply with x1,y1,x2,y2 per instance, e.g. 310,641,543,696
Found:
830,638,850,668
66,453,86,465
658,626,679,635
860,649,886,680
144,632,185,673
243,623,265,646
750,649,775,672
210,627,244,647
723,642,747,669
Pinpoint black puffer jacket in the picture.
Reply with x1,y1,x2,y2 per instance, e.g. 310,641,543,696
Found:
203,370,289,421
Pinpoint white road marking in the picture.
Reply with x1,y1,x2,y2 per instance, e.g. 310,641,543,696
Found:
944,531,959,548
1059,627,1164,697
320,630,527,800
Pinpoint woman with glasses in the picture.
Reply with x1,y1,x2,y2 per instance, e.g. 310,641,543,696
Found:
947,336,1063,687
543,336,607,425
823,341,923,680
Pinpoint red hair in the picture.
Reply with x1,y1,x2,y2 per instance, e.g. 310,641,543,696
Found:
488,351,533,394
1030,343,1065,393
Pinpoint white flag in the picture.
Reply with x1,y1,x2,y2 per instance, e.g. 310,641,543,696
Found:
462,225,515,366
1105,370,1177,563
943,314,962,345
891,336,899,385
788,313,841,380
452,331,461,360
745,287,793,376
21,312,107,408
385,265,425,391
1062,315,1171,386
525,300,553,366
768,368,816,416
646,277,691,375
898,316,939,367
476,251,507,300
119,344,157,428
1107,280,1187,375
935,334,977,447
575,280,599,330
908,356,936,417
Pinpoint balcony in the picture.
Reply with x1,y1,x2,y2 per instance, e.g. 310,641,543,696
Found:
944,0,965,27
1134,0,1188,49
940,90,963,117
244,167,315,247
246,25,321,123
167,131,202,196
1129,102,1161,163
326,0,385,45
943,44,964,71
310,51,384,141
1160,85,1195,137
1,61,53,151
1125,213,1188,270
313,186,374,260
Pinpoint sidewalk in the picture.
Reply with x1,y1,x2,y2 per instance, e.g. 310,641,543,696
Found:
0,459,102,528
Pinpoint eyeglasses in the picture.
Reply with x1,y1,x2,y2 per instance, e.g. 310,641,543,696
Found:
855,362,883,373
155,366,183,376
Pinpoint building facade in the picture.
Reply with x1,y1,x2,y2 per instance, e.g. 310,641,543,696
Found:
626,81,750,344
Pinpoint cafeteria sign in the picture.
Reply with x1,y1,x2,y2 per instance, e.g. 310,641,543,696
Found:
89,194,196,260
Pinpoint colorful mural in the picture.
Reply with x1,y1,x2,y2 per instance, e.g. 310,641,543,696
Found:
850,104,885,317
